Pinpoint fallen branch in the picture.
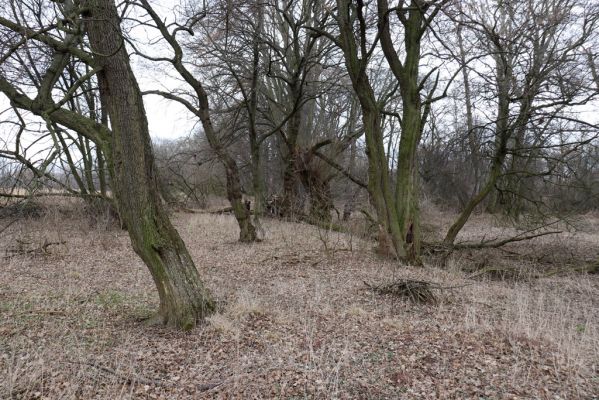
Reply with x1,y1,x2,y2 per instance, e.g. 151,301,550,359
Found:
197,382,223,391
299,214,345,233
4,239,66,258
424,230,563,255
543,260,599,277
207,206,233,214
453,230,562,249
15,309,67,317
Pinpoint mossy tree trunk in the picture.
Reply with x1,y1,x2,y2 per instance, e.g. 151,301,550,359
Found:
86,0,214,329
377,0,452,262
248,0,265,227
336,0,408,260
279,87,304,219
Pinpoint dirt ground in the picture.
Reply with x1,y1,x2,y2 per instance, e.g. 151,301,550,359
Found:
1,200,598,399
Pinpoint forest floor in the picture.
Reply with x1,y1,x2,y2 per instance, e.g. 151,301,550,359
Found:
0,199,598,399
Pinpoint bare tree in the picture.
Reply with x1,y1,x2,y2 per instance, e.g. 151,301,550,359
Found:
133,0,258,242
443,0,599,244
0,0,214,329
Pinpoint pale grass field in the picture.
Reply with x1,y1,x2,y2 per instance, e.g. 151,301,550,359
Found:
0,199,598,399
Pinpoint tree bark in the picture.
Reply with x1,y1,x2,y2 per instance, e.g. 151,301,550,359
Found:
377,0,438,262
86,0,214,329
336,0,407,260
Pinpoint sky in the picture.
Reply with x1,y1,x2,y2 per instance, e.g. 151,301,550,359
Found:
0,0,195,144
128,0,198,141
1,0,598,146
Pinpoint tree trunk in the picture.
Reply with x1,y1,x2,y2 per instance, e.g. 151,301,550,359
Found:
248,0,265,227
363,107,406,259
377,0,430,262
280,102,304,219
224,163,257,242
136,0,257,243
457,22,482,195
444,51,511,245
342,136,358,221
336,0,408,260
86,0,214,329
301,167,333,224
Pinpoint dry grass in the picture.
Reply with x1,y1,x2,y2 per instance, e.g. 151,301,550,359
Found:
0,199,598,399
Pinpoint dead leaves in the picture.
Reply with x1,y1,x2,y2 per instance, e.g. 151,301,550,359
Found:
0,211,597,398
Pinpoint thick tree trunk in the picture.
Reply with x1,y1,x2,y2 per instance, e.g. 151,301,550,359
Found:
280,151,302,218
342,137,358,221
336,0,409,261
224,163,257,242
376,0,428,262
395,99,421,261
301,168,333,224
280,104,304,219
86,0,214,329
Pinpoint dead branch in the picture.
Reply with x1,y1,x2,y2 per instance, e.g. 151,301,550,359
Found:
197,382,223,391
207,206,234,214
15,309,67,317
453,230,562,249
543,260,599,277
4,239,66,259
364,279,438,304
424,230,563,255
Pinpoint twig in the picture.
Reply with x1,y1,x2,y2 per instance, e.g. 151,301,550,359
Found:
364,279,438,304
69,360,224,390
0,218,18,235
15,309,67,317
197,382,223,391
70,361,168,387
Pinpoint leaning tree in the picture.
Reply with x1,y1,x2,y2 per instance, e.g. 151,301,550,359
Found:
0,0,214,329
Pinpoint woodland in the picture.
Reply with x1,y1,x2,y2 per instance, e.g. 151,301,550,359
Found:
0,0,598,398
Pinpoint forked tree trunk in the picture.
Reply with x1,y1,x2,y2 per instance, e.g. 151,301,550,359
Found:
86,0,214,329
378,0,431,263
336,0,408,261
